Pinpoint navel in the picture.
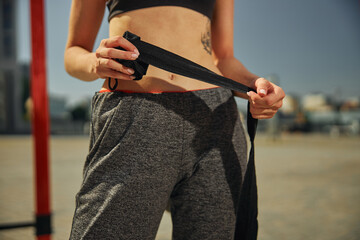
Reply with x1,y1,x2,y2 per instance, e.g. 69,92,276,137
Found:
168,73,175,80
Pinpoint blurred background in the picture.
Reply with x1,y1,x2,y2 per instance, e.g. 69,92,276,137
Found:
0,0,359,239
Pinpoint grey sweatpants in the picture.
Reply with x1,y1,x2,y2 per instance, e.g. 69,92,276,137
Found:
69,87,247,240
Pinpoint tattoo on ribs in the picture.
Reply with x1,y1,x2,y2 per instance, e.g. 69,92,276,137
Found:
201,19,212,55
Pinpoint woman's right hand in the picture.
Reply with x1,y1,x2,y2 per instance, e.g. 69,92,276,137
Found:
93,36,140,80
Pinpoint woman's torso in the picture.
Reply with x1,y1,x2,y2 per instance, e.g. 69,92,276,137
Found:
101,1,223,92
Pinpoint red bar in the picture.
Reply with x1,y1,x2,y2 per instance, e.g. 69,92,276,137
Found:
30,0,51,239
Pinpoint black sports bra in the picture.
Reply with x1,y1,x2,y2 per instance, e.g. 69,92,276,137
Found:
107,0,216,21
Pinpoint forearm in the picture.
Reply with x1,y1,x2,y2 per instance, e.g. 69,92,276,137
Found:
215,56,259,99
64,46,99,82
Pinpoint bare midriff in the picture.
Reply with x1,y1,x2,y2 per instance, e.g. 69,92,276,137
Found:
101,6,222,92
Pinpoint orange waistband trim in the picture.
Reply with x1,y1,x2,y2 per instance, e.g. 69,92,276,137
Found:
99,86,221,94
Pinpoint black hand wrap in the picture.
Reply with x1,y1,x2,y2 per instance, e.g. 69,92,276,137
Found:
114,32,149,80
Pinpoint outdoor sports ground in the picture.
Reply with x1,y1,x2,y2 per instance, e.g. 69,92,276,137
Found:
0,133,359,240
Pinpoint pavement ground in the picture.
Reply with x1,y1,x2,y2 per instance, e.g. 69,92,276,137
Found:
0,134,359,240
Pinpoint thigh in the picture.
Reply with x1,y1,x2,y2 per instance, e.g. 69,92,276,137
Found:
170,89,248,240
70,92,182,240
170,149,241,240
170,124,247,239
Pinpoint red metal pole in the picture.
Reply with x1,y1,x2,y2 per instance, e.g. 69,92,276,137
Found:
30,0,52,239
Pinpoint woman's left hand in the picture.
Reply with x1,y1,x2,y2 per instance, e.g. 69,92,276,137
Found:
247,78,285,119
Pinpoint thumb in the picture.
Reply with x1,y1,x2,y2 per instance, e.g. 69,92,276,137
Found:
255,78,272,97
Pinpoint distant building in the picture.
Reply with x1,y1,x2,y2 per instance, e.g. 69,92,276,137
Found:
341,97,360,111
0,0,31,134
50,95,70,120
50,97,91,135
302,93,333,112
280,94,299,115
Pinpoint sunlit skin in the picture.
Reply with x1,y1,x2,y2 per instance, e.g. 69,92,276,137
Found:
64,0,285,119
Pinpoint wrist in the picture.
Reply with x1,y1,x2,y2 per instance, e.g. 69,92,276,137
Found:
87,52,101,81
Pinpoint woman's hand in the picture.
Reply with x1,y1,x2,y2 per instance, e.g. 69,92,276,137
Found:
93,36,140,80
247,78,285,119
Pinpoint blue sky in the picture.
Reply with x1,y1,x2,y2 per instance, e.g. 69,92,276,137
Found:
17,0,360,105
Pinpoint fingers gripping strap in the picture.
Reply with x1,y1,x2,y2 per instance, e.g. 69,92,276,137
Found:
116,31,259,240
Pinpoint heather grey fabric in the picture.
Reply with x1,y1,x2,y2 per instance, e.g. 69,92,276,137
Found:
69,87,247,240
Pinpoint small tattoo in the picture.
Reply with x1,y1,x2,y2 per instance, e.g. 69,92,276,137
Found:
201,19,212,55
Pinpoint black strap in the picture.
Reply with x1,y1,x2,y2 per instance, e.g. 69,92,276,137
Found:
115,31,258,240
